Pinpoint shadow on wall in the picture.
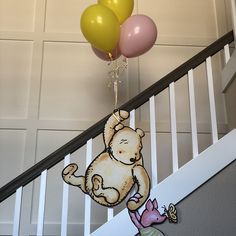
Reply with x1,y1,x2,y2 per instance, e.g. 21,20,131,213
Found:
154,160,236,236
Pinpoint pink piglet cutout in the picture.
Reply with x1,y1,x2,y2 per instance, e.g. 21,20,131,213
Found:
129,198,167,229
140,199,167,227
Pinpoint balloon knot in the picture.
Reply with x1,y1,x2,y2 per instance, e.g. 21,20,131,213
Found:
108,52,113,61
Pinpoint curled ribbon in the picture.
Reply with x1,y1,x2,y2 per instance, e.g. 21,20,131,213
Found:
107,57,128,109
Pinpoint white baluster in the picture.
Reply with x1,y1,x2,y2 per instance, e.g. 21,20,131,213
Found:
149,96,158,186
13,187,23,236
169,82,179,172
107,208,114,222
84,139,93,236
61,154,71,236
224,44,230,64
206,57,218,144
37,170,47,236
129,109,135,129
188,69,199,158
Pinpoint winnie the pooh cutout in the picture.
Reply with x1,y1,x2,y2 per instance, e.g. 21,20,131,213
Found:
62,110,150,211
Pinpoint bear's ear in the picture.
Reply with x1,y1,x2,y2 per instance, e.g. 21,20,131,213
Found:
114,123,124,131
136,128,145,138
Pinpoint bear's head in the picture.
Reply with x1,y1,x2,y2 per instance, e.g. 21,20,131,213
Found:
109,125,145,165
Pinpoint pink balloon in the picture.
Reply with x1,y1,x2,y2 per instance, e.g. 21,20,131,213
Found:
119,15,157,58
92,45,121,61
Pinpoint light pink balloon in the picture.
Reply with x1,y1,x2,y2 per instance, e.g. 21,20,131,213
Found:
92,45,121,61
119,15,157,58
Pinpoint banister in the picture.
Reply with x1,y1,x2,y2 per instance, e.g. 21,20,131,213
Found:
0,30,234,203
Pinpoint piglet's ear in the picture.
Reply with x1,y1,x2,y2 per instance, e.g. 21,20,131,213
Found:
146,199,154,211
114,123,124,131
136,128,145,138
153,199,158,209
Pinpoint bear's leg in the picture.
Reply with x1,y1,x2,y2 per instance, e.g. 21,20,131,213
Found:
62,163,87,194
92,174,120,205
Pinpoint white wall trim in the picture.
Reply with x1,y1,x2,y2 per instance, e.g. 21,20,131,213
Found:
0,120,229,135
0,31,217,48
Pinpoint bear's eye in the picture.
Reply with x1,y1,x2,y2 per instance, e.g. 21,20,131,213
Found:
119,150,122,154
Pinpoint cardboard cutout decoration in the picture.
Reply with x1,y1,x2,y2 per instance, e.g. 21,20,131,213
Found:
62,110,150,211
129,198,178,236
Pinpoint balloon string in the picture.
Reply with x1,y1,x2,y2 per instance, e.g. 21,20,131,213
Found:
114,56,119,109
114,80,118,109
107,56,128,110
108,52,113,61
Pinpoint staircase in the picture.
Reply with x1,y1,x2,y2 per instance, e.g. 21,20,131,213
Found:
0,31,235,236
91,129,236,236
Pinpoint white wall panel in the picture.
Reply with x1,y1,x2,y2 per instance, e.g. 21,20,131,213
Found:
139,0,217,45
0,0,36,31
0,130,25,225
39,42,126,121
224,0,234,32
0,195,15,227
0,130,26,186
0,40,33,119
45,0,95,34
35,130,81,162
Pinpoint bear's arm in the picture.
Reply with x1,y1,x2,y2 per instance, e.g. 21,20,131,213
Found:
127,165,150,211
133,164,150,198
103,110,129,147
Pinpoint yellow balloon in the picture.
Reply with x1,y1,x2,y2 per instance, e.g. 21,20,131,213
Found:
98,0,134,24
80,4,120,53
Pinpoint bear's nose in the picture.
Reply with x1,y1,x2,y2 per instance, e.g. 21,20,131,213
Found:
130,158,135,163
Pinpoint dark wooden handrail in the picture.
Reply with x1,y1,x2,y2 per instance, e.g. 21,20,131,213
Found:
0,31,234,203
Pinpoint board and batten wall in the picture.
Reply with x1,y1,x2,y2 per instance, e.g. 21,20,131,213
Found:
0,0,232,235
